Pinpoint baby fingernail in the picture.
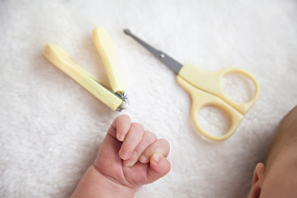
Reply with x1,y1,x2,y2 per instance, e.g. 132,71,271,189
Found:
119,134,125,141
120,151,129,159
139,155,147,163
153,153,162,164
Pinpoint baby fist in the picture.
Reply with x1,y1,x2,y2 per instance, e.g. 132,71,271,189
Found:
94,115,171,188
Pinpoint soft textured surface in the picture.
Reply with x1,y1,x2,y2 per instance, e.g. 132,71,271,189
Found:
1,0,297,197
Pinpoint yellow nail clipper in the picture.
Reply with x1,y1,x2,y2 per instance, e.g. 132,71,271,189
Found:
43,27,128,111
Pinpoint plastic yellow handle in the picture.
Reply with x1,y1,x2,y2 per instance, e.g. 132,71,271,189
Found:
178,64,260,114
177,76,244,141
92,27,125,94
43,43,123,111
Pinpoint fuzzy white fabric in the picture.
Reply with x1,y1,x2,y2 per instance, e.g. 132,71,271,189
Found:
1,0,297,197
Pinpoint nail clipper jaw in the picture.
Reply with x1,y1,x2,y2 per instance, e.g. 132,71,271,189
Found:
115,92,129,111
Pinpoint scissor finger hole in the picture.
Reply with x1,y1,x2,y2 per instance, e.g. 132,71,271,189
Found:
221,72,256,103
197,105,232,137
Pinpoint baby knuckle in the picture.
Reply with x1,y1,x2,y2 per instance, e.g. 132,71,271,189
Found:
144,131,157,143
116,115,130,125
125,138,138,146
159,139,170,149
132,150,141,157
131,122,144,132
118,114,130,120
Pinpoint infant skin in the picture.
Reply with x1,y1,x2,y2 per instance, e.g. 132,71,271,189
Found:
71,115,171,198
71,106,297,198
248,106,297,198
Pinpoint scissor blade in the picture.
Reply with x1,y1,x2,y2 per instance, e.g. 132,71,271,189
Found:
124,29,183,74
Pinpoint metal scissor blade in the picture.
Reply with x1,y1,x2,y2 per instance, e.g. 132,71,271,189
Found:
124,29,183,74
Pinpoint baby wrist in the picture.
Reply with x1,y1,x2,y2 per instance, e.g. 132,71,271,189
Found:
71,165,135,198
94,165,136,197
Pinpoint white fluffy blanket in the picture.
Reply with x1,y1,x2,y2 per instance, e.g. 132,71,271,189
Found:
1,0,297,197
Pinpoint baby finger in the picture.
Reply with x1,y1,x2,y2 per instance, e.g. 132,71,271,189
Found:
139,139,170,163
123,131,157,167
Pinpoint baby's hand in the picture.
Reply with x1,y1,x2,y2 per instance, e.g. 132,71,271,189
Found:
94,115,171,189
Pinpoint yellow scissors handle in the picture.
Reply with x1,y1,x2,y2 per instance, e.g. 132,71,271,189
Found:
177,76,244,141
123,30,260,141
179,64,260,114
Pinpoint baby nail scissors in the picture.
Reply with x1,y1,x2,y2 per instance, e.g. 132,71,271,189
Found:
43,27,128,111
124,29,260,141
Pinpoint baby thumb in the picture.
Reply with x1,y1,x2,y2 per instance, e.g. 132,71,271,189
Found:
147,152,171,183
